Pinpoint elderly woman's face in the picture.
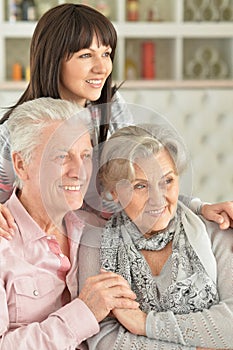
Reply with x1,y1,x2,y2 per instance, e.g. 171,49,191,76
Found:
115,148,179,235
20,121,93,215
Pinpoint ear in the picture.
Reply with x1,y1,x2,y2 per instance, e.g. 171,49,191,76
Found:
111,190,119,203
12,152,29,181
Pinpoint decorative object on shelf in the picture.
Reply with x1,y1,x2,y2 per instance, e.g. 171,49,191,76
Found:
8,0,22,21
201,0,219,20
125,42,138,79
147,0,160,21
184,0,208,21
21,0,37,21
220,0,233,20
184,0,233,21
36,1,57,19
12,62,23,81
196,45,218,63
184,2,196,21
126,0,139,21
185,46,229,79
25,65,30,81
141,41,155,79
212,0,229,6
210,60,228,78
185,60,208,79
95,0,111,18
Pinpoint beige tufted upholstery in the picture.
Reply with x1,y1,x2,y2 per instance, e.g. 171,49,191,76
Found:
121,88,233,203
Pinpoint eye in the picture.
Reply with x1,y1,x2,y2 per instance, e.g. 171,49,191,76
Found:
165,177,174,185
133,183,147,190
103,51,111,57
159,176,174,189
52,153,70,165
82,152,92,160
79,53,91,59
57,155,67,160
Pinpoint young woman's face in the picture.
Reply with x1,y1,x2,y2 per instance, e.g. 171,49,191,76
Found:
59,35,113,106
114,148,180,235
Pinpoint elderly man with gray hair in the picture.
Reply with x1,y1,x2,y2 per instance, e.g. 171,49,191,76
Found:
0,97,138,350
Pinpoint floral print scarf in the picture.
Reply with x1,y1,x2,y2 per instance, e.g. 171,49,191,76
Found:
100,202,219,314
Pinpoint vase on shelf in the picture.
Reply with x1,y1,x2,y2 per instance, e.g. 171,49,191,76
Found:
126,0,139,21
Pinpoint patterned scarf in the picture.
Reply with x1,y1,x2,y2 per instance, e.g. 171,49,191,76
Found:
100,202,219,314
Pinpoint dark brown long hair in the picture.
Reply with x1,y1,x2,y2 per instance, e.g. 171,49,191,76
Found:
1,3,118,141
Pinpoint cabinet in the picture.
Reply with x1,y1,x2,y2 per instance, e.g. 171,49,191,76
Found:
0,0,232,88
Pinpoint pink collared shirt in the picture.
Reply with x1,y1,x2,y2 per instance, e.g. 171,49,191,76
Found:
0,190,99,349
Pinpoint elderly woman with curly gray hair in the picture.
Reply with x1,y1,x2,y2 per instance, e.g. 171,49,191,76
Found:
79,123,233,350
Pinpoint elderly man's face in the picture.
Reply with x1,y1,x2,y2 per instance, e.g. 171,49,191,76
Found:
20,120,93,217
114,148,179,235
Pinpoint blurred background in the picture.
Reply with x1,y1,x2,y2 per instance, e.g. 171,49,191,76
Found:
0,0,232,202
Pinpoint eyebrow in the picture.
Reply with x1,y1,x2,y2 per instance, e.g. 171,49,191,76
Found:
50,146,92,153
132,170,175,183
81,148,93,153
50,148,68,154
132,178,148,183
161,170,175,178
84,45,111,52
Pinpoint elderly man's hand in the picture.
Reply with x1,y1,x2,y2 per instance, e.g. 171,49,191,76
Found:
78,271,139,322
201,201,233,230
0,203,17,240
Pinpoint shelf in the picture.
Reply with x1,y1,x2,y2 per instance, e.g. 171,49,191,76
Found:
0,21,36,37
120,79,233,89
1,21,232,39
0,0,232,84
1,80,233,92
114,22,233,38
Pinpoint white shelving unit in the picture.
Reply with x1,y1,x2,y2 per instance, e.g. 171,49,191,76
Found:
0,0,232,88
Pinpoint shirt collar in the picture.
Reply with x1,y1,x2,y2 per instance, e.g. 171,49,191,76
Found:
6,189,85,245
6,189,47,244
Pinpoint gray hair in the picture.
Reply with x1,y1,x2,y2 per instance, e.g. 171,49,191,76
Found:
7,97,91,188
99,124,189,194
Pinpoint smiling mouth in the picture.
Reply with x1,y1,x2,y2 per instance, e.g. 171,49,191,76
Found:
86,79,102,85
146,207,166,215
61,185,81,191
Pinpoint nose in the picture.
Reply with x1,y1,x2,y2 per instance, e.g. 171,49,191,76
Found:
92,56,108,74
148,183,166,207
67,157,88,182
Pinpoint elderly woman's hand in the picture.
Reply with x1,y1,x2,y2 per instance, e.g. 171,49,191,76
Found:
78,271,139,323
0,203,16,240
201,201,233,230
112,307,147,336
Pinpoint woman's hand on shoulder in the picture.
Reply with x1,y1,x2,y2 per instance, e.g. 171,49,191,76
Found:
201,201,233,230
0,203,16,240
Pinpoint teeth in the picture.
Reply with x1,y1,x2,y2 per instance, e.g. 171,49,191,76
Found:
86,79,101,84
64,185,81,191
148,208,164,214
